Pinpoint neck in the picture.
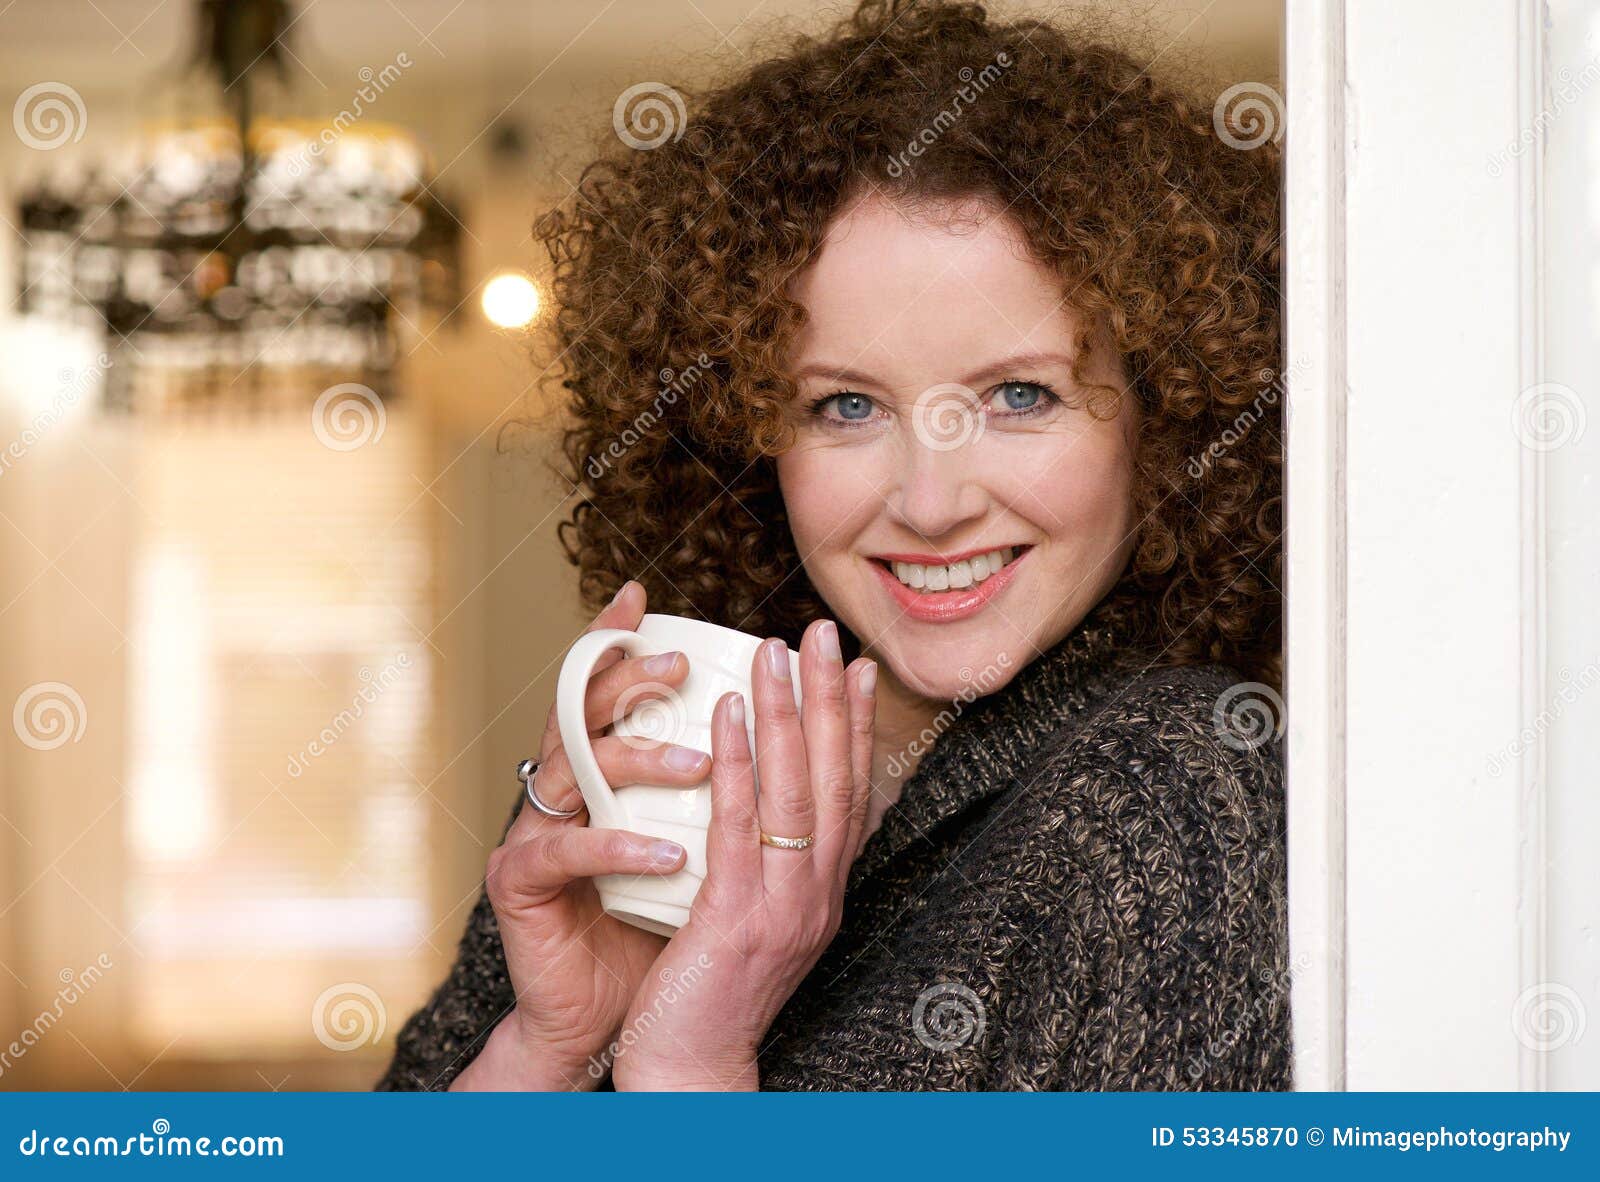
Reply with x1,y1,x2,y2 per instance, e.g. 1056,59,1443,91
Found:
863,666,947,836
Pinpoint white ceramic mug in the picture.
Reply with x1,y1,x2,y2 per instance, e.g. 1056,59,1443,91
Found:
555,613,802,936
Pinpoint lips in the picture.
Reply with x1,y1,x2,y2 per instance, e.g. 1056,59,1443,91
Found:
869,545,1031,623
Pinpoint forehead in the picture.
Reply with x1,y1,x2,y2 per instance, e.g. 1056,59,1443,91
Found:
786,191,1079,379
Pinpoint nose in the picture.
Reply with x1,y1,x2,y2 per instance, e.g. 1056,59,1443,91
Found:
885,431,989,541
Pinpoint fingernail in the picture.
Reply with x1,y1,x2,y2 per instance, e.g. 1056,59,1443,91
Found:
858,661,877,696
648,840,684,866
644,651,680,676
665,744,708,772
727,693,746,727
816,621,841,663
765,638,790,680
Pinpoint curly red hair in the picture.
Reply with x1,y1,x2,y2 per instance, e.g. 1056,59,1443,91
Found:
534,0,1283,686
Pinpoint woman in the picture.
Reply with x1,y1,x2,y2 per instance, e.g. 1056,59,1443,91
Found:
378,0,1286,1091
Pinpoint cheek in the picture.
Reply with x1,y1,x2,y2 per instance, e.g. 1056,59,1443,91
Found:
1001,426,1135,544
774,446,873,554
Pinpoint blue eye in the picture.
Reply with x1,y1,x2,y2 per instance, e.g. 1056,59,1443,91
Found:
819,393,875,421
990,381,1046,412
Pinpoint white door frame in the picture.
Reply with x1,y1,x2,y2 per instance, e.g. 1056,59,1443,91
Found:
1284,0,1549,1089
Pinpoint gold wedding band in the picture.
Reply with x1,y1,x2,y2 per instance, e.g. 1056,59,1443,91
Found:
759,831,815,851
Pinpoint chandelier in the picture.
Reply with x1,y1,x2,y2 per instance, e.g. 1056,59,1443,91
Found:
11,0,462,415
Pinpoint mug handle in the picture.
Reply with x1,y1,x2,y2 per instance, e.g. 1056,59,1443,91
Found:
555,627,661,830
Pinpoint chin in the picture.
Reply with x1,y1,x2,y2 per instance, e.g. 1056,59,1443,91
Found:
861,612,1034,703
889,651,1024,703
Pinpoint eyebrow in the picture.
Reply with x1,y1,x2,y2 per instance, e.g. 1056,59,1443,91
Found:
791,349,1078,390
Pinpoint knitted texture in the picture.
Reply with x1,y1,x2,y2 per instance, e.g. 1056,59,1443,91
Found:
376,603,1290,1091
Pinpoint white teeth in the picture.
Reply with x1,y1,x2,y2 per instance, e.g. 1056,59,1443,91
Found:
886,547,1020,593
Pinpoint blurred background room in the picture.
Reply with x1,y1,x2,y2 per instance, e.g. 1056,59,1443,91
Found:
0,0,1278,1090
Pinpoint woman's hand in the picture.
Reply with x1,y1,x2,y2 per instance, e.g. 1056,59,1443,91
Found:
451,581,712,1091
609,618,876,1091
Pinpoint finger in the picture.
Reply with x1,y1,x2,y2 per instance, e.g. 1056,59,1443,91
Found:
582,650,689,734
797,620,853,873
487,826,685,913
506,737,709,846
538,580,648,760
839,657,877,888
702,691,761,908
750,637,814,888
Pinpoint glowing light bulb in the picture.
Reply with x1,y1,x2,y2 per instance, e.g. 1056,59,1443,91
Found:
481,272,541,328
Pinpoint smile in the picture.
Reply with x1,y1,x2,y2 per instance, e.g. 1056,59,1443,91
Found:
869,545,1031,623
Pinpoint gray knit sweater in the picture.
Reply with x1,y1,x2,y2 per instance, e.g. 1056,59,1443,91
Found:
376,603,1291,1091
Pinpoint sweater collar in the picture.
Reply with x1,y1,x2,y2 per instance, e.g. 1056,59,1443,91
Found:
848,595,1141,884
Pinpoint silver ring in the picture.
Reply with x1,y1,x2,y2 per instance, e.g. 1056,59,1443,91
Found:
516,758,581,819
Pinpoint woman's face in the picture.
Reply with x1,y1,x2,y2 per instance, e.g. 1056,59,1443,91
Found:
775,191,1138,702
